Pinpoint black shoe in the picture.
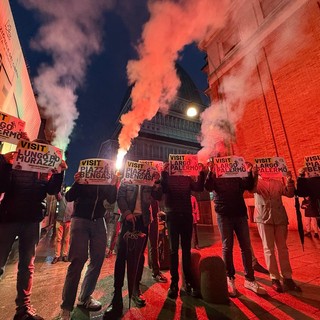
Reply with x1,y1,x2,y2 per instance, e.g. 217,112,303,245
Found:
271,279,283,293
283,278,302,292
181,283,201,298
314,233,319,239
51,256,60,264
62,256,68,262
191,288,202,298
103,299,123,320
304,231,311,237
152,272,168,283
132,290,146,307
253,262,269,275
13,308,44,320
167,283,179,299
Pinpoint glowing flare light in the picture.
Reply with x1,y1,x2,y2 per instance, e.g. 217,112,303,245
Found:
116,148,127,171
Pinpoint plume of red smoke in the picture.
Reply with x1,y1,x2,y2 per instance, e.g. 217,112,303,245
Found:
118,0,231,155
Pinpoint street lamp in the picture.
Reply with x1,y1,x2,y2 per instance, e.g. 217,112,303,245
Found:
186,105,198,118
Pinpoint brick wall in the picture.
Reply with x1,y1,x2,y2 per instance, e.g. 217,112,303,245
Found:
206,1,320,229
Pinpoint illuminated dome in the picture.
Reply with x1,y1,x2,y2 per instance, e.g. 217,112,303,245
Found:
175,63,204,105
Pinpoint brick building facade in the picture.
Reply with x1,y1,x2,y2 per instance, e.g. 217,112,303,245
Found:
200,0,320,228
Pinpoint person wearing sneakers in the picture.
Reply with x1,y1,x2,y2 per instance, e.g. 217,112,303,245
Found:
59,171,117,320
205,158,267,298
149,197,168,283
252,170,301,293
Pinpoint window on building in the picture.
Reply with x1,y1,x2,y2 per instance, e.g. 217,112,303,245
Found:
259,0,290,18
221,30,240,56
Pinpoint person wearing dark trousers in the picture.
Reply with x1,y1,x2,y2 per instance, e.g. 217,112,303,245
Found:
161,164,205,299
205,161,266,297
297,167,320,237
59,172,117,320
149,198,168,282
191,194,200,249
103,179,162,320
0,151,65,320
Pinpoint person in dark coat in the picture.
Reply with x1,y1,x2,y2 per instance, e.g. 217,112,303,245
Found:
0,151,65,320
103,177,162,320
297,167,320,236
204,160,266,297
148,197,168,282
59,171,117,320
161,163,205,299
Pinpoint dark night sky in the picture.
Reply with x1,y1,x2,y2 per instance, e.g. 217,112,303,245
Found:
10,1,208,185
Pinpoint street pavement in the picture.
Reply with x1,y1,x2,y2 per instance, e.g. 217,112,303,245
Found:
0,225,320,320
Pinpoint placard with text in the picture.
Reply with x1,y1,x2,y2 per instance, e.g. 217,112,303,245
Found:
13,139,62,173
78,158,116,185
0,111,25,144
304,155,320,177
214,156,248,178
169,154,199,176
254,157,287,178
139,160,163,173
122,160,158,186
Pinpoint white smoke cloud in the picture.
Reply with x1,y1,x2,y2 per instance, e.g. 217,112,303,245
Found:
20,0,115,151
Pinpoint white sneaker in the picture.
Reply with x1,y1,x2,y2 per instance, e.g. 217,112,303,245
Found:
244,279,267,295
227,277,237,297
59,309,70,320
77,296,102,311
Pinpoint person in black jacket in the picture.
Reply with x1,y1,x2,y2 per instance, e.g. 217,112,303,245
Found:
103,176,162,320
296,167,320,231
0,151,65,320
59,171,117,320
161,162,205,299
204,160,266,297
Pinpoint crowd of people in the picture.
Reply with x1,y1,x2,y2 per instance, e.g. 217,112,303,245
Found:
0,143,319,320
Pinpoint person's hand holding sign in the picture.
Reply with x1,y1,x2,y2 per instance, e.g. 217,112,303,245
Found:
125,212,136,230
207,158,215,173
74,172,82,183
3,152,17,164
286,170,293,183
59,160,68,171
111,170,121,186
